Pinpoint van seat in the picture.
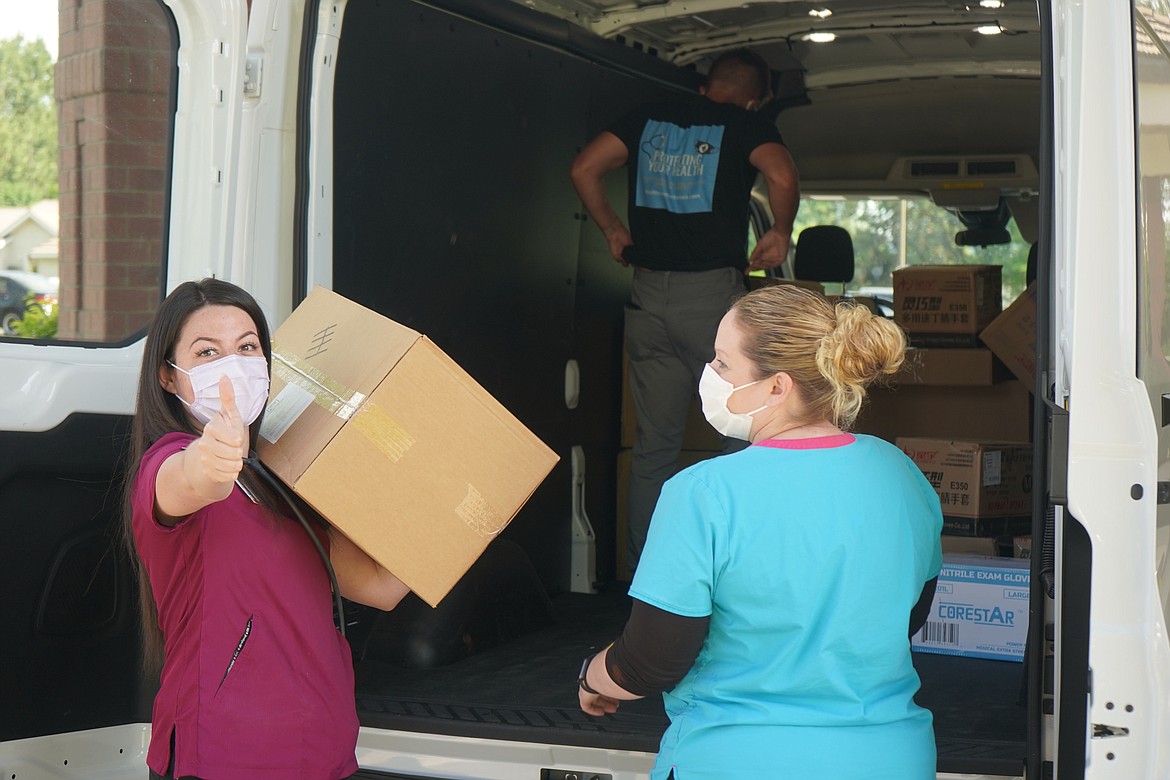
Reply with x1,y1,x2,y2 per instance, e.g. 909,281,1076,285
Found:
794,225,855,290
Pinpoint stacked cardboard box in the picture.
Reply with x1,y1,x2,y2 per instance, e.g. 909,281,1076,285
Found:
864,265,1027,443
893,265,1002,347
856,379,1030,443
857,266,1034,557
897,347,1010,386
942,533,1030,558
897,438,1033,553
911,554,1030,662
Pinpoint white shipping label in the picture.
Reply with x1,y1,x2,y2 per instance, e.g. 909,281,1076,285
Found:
982,451,1002,486
259,383,315,443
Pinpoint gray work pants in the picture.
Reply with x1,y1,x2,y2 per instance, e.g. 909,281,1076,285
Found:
624,266,747,576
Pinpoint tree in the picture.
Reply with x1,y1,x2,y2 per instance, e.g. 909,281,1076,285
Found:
11,296,58,339
0,36,56,206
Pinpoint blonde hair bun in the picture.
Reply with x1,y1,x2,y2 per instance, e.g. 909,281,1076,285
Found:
818,301,906,387
731,285,906,429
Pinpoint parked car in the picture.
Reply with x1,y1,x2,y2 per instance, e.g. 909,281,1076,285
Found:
0,270,58,335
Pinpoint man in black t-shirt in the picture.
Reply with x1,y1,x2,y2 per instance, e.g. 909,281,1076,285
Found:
571,48,800,576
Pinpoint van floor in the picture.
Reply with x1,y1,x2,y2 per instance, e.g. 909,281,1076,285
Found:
354,589,1026,777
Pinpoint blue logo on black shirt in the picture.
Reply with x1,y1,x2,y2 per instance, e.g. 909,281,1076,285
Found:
635,120,724,214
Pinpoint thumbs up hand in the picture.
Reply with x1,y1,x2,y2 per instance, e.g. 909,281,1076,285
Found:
185,375,248,500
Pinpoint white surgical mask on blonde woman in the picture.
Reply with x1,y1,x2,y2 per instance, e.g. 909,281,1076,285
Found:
698,363,767,441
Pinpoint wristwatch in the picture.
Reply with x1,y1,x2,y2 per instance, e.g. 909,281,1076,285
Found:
578,653,601,695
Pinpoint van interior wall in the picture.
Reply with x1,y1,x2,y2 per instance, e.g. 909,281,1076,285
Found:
332,1,691,591
0,415,147,741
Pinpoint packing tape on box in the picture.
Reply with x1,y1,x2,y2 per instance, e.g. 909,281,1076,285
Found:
456,483,507,537
270,349,417,462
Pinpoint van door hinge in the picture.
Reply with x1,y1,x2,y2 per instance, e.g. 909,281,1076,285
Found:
1048,404,1069,505
1158,482,1170,504
243,54,263,98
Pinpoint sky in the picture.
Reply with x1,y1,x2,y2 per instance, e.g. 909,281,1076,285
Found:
2,3,59,60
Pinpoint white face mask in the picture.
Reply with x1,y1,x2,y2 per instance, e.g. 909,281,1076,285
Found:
169,354,270,426
699,363,767,441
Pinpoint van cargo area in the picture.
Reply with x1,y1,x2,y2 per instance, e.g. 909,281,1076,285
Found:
325,4,1034,774
346,588,1027,776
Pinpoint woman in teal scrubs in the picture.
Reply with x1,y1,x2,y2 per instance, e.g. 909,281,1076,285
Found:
577,284,943,779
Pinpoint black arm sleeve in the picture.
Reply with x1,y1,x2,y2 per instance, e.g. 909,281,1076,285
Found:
909,576,939,638
604,599,709,697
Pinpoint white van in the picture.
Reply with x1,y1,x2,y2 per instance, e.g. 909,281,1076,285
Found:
1,1,1168,778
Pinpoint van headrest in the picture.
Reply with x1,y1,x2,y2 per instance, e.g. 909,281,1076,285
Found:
794,225,855,284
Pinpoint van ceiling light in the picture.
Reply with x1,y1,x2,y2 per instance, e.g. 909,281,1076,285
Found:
979,0,1005,8
808,8,832,19
784,19,1018,49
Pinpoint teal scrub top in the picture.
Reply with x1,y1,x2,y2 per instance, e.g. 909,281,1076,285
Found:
629,433,943,780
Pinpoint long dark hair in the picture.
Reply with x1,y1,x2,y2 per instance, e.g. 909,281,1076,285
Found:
120,278,274,676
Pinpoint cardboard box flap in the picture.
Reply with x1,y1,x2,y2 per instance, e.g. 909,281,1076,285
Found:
980,283,1037,388
299,339,559,606
273,286,421,392
259,287,421,482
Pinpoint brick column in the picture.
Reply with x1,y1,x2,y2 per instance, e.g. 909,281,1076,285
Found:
56,0,172,341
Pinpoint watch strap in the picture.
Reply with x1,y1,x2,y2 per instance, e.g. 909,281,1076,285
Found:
578,652,602,695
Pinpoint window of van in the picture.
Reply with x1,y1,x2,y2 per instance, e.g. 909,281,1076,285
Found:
0,0,175,344
1135,2,1170,365
792,195,1031,303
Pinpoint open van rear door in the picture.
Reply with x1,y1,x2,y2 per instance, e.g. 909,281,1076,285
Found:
1056,1,1170,776
0,0,250,748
